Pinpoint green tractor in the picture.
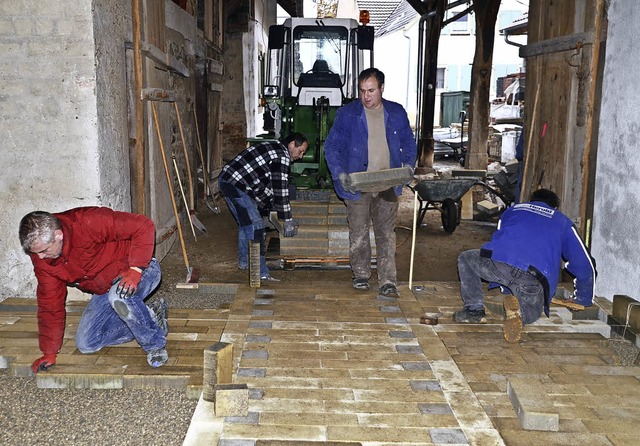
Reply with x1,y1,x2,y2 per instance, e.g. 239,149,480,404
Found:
257,16,374,189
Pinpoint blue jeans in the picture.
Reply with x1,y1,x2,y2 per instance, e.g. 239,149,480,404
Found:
218,179,269,276
458,249,544,325
76,259,166,354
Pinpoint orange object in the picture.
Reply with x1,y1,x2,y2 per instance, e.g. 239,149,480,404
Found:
359,10,370,25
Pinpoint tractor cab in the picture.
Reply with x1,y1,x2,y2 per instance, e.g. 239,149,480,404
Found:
259,16,374,189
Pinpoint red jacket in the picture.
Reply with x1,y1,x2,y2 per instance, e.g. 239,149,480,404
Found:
29,207,156,355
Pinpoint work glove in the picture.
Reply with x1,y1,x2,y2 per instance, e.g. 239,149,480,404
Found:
31,353,57,373
282,219,299,237
112,267,143,299
338,172,357,194
402,164,415,186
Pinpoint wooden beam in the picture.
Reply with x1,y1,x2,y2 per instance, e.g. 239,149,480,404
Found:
519,32,594,58
140,42,190,77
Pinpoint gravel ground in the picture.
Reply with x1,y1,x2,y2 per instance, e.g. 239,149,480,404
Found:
0,279,233,446
0,370,196,446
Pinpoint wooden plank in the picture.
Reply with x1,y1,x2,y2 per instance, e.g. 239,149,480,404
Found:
519,31,594,58
141,41,190,77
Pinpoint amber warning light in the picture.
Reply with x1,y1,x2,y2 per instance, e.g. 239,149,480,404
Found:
359,10,370,26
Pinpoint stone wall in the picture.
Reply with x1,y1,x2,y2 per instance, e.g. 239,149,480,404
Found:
0,0,128,299
591,0,640,300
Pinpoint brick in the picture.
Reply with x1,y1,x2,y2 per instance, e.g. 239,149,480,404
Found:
507,378,559,431
477,199,500,214
203,342,233,402
214,384,249,417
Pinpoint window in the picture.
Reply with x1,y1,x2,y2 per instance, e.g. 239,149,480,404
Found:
292,25,349,85
449,10,470,35
436,68,445,89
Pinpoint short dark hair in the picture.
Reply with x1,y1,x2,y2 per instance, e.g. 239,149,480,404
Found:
19,211,60,251
530,188,560,208
358,68,385,88
282,132,308,147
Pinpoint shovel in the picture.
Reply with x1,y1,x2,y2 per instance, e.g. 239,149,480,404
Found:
193,105,220,214
151,102,199,284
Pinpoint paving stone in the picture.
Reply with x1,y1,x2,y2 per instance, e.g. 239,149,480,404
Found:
242,350,268,360
507,378,559,431
429,428,468,444
418,403,453,415
215,384,250,417
411,380,442,392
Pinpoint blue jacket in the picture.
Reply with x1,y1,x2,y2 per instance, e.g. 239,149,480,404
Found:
482,201,596,314
324,98,417,200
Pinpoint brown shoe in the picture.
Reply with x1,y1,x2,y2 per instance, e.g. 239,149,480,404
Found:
503,295,523,343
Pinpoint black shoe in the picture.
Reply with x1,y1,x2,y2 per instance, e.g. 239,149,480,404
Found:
453,307,487,324
379,283,399,298
148,298,169,336
352,278,370,290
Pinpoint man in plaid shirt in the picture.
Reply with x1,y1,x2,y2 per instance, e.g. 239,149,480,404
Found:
219,133,308,280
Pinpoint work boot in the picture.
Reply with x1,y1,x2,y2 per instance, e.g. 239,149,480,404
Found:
147,347,168,368
503,295,523,343
148,298,169,336
379,283,399,298
453,307,487,324
352,277,370,290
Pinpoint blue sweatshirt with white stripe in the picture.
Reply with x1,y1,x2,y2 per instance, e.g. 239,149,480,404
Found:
482,201,596,314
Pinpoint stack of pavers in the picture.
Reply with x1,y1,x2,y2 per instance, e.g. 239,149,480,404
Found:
269,191,375,266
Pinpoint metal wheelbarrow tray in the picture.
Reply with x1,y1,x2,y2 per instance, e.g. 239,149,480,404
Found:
409,178,510,233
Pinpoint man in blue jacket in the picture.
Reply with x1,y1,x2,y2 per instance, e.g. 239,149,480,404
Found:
453,188,596,343
324,68,417,297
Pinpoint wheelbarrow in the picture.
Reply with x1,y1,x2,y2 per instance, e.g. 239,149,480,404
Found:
408,178,511,233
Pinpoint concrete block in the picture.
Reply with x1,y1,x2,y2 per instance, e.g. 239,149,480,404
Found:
612,295,640,335
507,379,559,431
214,383,249,417
505,158,519,174
349,166,413,192
203,342,233,402
477,200,500,214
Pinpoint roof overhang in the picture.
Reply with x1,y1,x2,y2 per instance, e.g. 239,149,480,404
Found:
278,0,303,17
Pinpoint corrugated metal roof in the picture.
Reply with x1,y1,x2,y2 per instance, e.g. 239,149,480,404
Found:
357,0,403,32
375,0,418,37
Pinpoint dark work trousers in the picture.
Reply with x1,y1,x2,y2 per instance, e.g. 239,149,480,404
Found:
458,249,544,324
345,189,399,287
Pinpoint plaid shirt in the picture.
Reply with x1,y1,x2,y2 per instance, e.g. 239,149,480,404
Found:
220,140,292,220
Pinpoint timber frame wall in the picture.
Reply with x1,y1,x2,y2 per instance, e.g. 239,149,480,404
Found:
520,0,606,239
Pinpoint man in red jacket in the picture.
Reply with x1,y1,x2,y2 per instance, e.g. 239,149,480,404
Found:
19,207,169,373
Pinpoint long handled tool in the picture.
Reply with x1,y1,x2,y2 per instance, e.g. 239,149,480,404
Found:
409,189,419,290
174,102,207,233
172,154,197,239
151,102,198,284
193,105,220,213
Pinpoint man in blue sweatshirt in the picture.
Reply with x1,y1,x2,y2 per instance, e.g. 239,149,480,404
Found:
453,188,596,342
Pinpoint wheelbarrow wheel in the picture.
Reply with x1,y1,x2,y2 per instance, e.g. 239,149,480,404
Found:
441,198,459,233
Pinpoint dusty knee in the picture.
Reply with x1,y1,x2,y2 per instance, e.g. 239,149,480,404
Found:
112,299,130,318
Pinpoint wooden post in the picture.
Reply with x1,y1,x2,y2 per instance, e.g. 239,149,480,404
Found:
132,0,145,214
578,0,605,242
